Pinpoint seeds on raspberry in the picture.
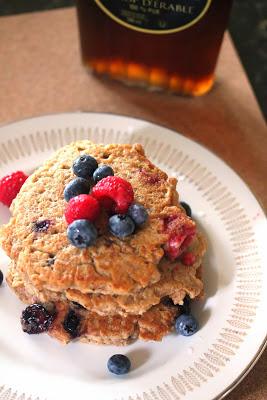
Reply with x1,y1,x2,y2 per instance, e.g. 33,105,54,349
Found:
0,171,28,207
64,194,100,224
92,176,134,214
181,252,196,266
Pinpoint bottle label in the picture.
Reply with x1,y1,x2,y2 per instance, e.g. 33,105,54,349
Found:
94,0,212,34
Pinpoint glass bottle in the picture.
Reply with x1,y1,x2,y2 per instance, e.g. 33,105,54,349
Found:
76,0,233,96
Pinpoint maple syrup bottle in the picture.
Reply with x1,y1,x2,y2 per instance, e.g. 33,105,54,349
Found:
76,0,233,96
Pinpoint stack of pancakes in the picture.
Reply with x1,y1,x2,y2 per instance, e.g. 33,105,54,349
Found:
0,141,206,345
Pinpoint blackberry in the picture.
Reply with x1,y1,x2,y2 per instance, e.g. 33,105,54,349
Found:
21,304,56,334
63,309,81,338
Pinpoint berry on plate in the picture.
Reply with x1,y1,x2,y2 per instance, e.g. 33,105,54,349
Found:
21,304,56,334
127,203,148,226
67,219,98,248
0,270,3,286
73,155,98,179
180,201,192,218
107,354,131,375
0,171,28,207
108,214,135,238
64,178,91,202
92,176,134,214
93,165,114,183
65,194,100,224
175,314,198,336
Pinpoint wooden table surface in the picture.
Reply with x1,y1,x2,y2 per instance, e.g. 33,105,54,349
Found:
0,7,266,400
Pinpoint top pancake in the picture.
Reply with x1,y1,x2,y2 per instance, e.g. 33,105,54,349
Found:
0,141,196,295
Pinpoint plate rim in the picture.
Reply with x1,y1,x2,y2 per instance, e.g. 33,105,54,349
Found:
1,111,266,214
0,111,266,400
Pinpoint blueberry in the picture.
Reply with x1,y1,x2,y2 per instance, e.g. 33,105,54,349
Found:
67,219,97,248
0,270,3,286
127,204,148,226
175,314,198,336
93,165,114,183
33,219,51,233
64,178,91,202
180,296,191,315
63,309,81,338
107,354,131,375
21,304,56,334
108,214,135,238
180,202,192,218
73,155,98,179
161,296,175,307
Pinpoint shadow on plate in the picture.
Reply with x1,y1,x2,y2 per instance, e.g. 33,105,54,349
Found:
126,348,151,371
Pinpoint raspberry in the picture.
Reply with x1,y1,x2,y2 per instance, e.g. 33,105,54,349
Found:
65,194,100,224
0,171,28,207
91,176,134,214
164,214,196,261
181,252,196,266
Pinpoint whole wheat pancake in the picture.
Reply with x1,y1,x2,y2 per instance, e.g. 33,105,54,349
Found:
1,140,206,344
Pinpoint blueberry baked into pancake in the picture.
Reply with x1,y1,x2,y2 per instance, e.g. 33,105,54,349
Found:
0,141,206,345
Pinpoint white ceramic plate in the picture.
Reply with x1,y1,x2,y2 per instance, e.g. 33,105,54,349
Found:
0,113,266,400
